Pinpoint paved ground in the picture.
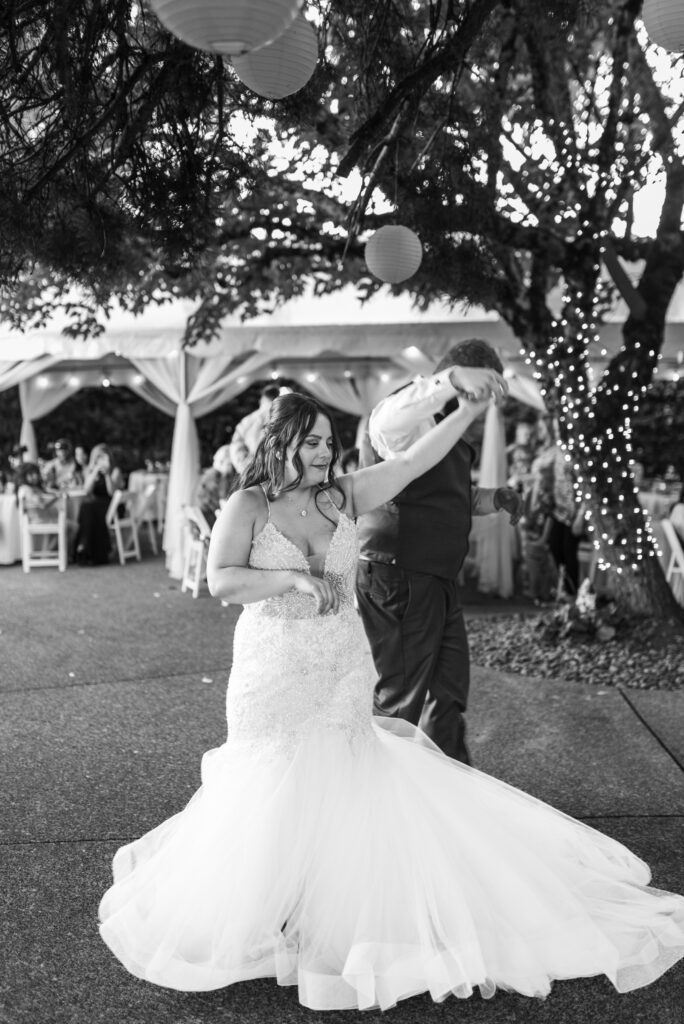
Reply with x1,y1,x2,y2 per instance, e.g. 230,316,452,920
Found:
1,556,683,1024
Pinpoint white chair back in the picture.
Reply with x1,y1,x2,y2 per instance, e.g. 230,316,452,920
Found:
20,493,68,572
181,505,212,598
662,519,684,584
106,489,141,566
134,482,159,555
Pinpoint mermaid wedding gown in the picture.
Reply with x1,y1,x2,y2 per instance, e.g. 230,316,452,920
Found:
99,512,684,1010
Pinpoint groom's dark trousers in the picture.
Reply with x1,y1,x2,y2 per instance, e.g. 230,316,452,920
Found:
355,428,476,766
356,562,471,764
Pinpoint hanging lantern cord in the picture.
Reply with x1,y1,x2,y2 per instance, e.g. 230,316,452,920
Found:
343,111,404,259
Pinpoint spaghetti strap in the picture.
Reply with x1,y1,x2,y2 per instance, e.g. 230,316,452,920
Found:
259,484,271,521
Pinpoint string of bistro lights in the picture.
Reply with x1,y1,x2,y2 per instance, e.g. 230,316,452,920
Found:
145,0,684,576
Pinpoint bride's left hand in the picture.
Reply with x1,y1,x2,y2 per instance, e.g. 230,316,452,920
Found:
292,573,340,615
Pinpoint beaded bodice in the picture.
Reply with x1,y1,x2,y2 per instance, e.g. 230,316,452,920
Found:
246,513,358,619
225,512,375,760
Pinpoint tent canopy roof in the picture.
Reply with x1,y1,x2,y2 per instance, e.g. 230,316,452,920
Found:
0,282,683,375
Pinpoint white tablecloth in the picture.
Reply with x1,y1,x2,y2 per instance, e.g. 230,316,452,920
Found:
0,494,21,564
65,489,86,524
128,471,168,524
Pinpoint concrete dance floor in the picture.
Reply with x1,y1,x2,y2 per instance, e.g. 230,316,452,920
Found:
1,556,683,1024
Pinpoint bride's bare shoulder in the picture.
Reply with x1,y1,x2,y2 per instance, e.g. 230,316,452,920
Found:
221,486,267,524
229,485,265,509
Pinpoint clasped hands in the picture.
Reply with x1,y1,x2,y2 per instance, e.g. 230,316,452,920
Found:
292,572,340,615
447,366,508,410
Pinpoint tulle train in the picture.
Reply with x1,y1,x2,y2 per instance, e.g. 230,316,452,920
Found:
99,719,684,1011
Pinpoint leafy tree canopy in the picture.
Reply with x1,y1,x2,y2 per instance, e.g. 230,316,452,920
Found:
2,0,681,345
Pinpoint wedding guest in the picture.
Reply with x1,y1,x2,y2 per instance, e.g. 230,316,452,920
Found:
531,417,582,596
195,445,236,530
229,385,280,474
43,438,83,491
5,444,29,492
355,339,522,765
72,443,123,565
16,463,60,522
521,447,556,604
16,463,62,554
74,444,89,476
99,390,684,1009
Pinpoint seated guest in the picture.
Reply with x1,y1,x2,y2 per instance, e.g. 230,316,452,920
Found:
5,444,29,493
72,444,123,565
74,444,89,476
43,439,83,491
16,463,59,522
16,463,65,553
195,445,235,530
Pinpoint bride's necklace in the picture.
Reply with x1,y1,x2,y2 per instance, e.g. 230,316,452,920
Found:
282,487,316,518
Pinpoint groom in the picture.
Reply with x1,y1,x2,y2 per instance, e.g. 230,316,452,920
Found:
355,339,522,765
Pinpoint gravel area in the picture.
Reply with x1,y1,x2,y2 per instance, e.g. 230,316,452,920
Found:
468,612,684,690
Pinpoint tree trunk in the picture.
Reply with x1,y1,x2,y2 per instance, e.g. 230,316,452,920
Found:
512,269,684,627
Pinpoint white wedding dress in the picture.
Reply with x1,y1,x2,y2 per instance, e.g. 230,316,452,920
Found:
99,511,684,1011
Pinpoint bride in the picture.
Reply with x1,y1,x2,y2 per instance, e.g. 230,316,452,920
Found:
99,382,684,1011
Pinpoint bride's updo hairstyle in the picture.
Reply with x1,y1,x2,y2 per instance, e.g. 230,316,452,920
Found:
240,392,346,514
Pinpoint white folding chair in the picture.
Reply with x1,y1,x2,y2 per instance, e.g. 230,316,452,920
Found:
181,505,212,598
134,482,159,555
662,519,684,594
20,493,68,572
106,489,141,566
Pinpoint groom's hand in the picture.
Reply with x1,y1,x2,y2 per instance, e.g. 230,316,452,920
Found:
494,486,523,525
447,367,507,405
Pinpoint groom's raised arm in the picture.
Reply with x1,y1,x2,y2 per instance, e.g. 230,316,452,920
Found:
369,373,460,459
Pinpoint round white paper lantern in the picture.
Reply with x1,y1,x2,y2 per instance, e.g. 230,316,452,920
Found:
232,15,317,98
149,0,303,56
643,0,684,52
364,226,423,284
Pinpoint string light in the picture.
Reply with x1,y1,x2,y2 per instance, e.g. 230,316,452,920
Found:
527,225,662,576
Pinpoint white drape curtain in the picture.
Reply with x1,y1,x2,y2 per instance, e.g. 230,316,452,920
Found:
19,374,80,459
475,402,516,598
129,351,275,578
291,368,411,419
0,356,63,458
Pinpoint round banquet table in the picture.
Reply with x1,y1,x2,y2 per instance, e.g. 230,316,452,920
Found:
0,493,21,564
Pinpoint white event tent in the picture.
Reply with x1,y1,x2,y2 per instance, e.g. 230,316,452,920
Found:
1,283,683,591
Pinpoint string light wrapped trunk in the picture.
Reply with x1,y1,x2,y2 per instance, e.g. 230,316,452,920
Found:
147,0,303,56
232,15,317,98
364,226,423,284
528,229,675,615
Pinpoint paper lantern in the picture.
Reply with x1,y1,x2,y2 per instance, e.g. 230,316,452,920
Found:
364,226,423,284
643,0,684,52
148,0,303,56
232,15,317,98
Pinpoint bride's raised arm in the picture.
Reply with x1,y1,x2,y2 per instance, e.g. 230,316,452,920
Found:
342,384,502,518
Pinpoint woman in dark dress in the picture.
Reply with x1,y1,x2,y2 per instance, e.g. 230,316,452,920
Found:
73,443,123,564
